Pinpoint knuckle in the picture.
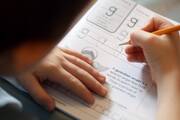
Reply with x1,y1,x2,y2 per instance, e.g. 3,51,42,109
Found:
73,57,81,63
130,31,136,40
58,55,66,63
82,55,90,60
46,63,59,72
59,56,65,62
130,31,139,43
90,67,98,75
81,91,88,100
145,35,157,45
79,88,94,103
68,76,77,84
61,58,67,66
76,69,84,76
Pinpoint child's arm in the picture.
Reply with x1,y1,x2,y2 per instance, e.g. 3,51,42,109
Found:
16,47,107,111
125,16,180,120
156,72,180,120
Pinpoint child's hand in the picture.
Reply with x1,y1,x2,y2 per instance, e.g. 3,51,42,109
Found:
125,17,180,120
125,16,180,85
16,47,107,111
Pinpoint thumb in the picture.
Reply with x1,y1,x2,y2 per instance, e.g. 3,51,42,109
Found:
17,74,55,111
143,16,173,32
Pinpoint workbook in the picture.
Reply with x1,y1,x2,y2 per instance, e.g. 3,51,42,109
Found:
45,0,161,120
5,0,177,120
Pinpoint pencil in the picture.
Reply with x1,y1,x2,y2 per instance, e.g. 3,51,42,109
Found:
119,25,180,46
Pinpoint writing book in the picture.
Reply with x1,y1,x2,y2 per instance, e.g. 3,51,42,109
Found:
45,0,178,119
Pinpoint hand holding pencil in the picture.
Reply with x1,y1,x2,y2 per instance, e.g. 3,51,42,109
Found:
120,23,180,46
125,16,180,120
125,16,180,63
125,16,180,81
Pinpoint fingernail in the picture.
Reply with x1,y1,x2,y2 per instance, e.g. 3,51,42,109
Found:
87,97,95,105
98,76,106,83
98,73,106,79
102,87,108,96
87,102,94,107
45,100,55,112
87,59,93,64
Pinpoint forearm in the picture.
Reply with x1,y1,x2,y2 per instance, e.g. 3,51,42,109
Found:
156,72,180,120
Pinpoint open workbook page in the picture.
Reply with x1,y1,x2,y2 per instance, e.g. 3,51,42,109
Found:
45,0,161,120
2,0,179,119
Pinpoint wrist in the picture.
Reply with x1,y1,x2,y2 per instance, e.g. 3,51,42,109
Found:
156,70,180,120
156,69,180,102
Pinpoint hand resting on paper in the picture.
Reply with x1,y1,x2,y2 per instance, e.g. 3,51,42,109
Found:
16,47,107,111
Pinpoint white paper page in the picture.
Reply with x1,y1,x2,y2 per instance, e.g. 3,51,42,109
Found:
45,0,167,119
1,0,179,119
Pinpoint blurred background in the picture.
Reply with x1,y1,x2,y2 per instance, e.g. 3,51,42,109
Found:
135,0,180,22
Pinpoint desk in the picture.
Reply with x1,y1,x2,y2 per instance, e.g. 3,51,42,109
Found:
1,0,180,120
0,79,73,120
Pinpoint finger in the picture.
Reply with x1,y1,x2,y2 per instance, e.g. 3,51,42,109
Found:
127,53,146,63
125,45,143,54
46,68,95,104
62,60,107,97
142,16,180,44
63,53,106,83
130,30,159,49
17,74,55,111
60,48,92,64
143,16,174,32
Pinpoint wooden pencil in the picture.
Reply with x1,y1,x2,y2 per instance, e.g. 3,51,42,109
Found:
119,25,180,46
